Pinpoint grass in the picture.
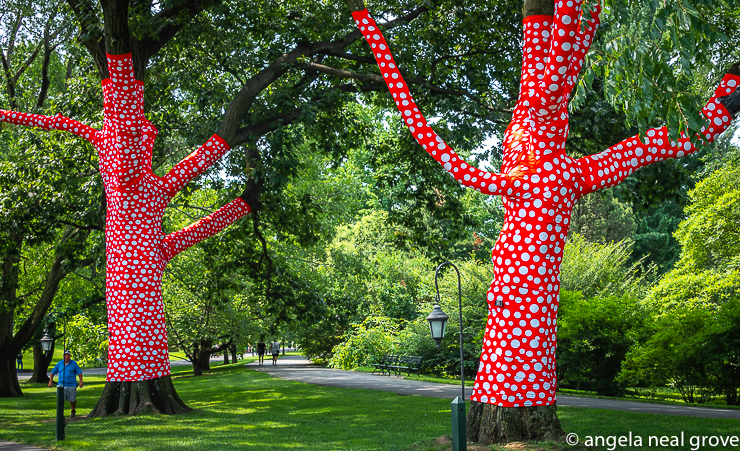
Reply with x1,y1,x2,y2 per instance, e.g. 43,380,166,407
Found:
2,360,739,450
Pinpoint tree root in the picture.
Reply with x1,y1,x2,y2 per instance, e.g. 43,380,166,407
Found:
466,401,564,444
89,375,191,417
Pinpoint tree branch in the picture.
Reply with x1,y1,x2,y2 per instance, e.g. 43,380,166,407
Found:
66,0,107,78
215,5,429,146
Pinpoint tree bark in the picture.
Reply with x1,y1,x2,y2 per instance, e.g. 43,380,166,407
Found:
230,345,238,364
192,339,213,376
223,350,229,365
0,356,22,397
466,401,564,444
27,343,53,384
88,375,192,417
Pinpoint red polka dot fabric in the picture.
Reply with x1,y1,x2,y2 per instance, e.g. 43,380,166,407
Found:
1,53,253,382
352,3,738,407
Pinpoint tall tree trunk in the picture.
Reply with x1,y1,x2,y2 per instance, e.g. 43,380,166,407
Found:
466,402,563,444
223,350,230,365
28,342,54,384
89,375,191,417
191,339,213,376
0,356,22,397
230,345,238,364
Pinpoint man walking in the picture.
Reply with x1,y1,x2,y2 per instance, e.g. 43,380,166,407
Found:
270,340,280,365
48,350,83,418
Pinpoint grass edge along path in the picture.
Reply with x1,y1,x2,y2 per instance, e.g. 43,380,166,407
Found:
0,362,738,451
352,366,740,411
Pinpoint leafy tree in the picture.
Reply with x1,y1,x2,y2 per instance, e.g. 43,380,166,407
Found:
0,2,101,395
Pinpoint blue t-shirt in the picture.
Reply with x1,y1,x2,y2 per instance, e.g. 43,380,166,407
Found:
51,360,82,387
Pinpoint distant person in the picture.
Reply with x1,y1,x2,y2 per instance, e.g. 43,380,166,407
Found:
16,353,23,373
270,340,280,365
257,340,266,366
48,350,83,418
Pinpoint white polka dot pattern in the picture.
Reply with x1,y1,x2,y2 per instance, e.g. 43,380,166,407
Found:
0,110,97,140
351,11,510,195
0,53,254,382
575,75,738,194
351,5,738,407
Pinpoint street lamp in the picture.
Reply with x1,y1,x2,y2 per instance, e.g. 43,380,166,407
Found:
426,304,449,347
40,332,53,354
428,261,466,451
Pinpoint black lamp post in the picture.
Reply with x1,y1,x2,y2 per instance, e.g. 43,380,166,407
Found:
428,262,466,451
41,331,65,440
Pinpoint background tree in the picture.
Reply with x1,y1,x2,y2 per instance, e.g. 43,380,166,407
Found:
0,1,101,397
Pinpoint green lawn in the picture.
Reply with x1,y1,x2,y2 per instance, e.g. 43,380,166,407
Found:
2,362,738,451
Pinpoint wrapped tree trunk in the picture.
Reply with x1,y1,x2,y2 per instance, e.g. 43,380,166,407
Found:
348,0,738,442
2,54,255,415
89,375,190,417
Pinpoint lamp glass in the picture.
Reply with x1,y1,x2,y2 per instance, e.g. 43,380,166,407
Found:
429,318,446,340
40,333,53,352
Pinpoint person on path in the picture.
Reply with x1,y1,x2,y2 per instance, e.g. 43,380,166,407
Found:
270,340,280,365
48,350,84,418
257,341,266,366
16,353,23,373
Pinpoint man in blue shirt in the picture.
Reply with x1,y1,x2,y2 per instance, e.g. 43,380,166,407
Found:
48,350,84,418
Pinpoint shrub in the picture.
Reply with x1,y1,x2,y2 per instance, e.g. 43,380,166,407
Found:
556,291,647,396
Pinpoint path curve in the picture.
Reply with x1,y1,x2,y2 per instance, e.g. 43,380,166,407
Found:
250,355,740,421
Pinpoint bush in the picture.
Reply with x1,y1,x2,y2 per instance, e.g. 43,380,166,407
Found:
556,291,647,396
561,234,651,299
328,317,399,370
619,298,740,405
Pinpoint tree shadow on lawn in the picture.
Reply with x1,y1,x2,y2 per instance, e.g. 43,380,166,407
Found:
1,367,451,450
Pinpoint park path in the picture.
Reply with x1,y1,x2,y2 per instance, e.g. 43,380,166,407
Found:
250,355,740,421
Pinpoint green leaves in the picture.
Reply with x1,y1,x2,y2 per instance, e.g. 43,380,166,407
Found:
577,0,739,140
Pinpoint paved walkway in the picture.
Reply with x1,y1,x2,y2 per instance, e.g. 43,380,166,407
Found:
251,355,740,421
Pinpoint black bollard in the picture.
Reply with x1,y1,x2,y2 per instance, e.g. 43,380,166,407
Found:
56,386,65,440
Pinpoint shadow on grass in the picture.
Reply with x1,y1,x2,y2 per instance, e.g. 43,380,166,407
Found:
1,366,451,451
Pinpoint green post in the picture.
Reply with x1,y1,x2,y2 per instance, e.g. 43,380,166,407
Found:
55,386,65,440
451,396,466,451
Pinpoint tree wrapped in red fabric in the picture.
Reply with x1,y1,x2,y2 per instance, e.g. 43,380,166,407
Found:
0,53,253,412
347,0,739,441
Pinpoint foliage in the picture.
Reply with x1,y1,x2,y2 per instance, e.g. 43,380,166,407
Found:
65,314,108,368
578,0,740,142
556,291,648,396
570,189,637,244
560,234,651,299
619,299,740,405
328,317,400,369
674,162,740,271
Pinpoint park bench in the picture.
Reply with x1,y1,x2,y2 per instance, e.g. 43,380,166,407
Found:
372,355,423,377
371,354,397,376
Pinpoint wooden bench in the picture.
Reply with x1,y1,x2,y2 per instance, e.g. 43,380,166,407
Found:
391,355,423,377
373,355,422,377
371,354,397,376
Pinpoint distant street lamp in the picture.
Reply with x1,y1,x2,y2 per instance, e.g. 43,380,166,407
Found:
40,332,53,354
428,262,466,451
